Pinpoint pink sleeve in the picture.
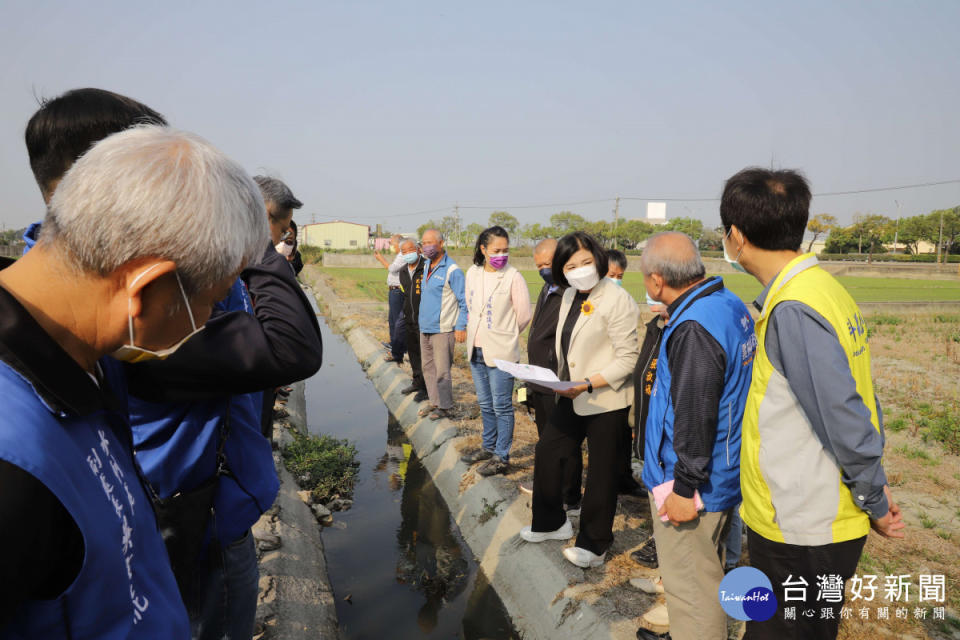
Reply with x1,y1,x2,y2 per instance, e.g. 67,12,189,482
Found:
511,271,532,332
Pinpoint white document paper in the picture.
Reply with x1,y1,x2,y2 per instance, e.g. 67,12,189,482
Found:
492,359,583,391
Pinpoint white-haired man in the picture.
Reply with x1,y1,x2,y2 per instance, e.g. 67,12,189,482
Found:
0,126,266,637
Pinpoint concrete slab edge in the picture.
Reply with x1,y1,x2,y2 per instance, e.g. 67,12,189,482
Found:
303,266,627,640
253,377,341,639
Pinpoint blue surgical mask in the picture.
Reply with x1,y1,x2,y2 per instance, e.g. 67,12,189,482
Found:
539,267,554,286
723,228,747,274
402,251,419,265
606,277,623,287
645,293,658,307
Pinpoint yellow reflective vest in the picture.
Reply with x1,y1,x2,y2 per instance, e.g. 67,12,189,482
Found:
740,254,880,545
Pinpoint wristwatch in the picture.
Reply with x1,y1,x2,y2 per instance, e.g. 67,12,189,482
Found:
584,378,593,394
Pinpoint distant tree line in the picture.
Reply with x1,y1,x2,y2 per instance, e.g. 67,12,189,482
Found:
818,207,960,261
415,211,710,251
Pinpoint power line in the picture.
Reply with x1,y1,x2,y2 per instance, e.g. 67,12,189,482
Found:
459,197,615,210
812,178,960,197
302,177,960,223
621,178,960,203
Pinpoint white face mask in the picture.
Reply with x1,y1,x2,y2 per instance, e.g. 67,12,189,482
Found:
723,228,747,274
111,267,204,363
565,264,600,291
645,293,659,307
276,241,294,257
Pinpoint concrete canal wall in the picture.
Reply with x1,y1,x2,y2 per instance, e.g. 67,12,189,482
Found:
254,381,341,640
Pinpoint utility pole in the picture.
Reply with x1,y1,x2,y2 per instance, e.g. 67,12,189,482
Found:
936,209,945,267
894,200,901,254
612,196,620,248
454,203,461,248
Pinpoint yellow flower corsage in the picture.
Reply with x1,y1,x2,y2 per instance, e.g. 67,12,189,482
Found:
580,300,595,316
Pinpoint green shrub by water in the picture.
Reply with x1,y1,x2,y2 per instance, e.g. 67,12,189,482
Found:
282,431,359,502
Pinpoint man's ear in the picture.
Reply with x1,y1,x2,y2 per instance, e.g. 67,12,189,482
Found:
730,225,746,253
124,260,177,319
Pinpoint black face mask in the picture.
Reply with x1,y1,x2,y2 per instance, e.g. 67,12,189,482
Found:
539,267,554,286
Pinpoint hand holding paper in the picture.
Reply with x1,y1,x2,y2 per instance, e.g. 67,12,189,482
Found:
492,359,583,391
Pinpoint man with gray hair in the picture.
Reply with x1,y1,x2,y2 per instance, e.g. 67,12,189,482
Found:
254,175,303,247
416,229,467,420
637,232,755,640
0,126,267,637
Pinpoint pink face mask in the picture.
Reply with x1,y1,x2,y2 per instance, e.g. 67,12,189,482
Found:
488,254,509,270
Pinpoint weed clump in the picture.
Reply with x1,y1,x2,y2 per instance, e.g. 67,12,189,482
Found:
282,431,359,503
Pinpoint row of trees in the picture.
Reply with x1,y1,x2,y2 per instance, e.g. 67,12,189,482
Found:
406,204,960,260
819,207,960,259
415,211,707,250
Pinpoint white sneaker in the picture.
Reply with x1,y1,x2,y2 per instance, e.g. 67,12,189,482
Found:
519,519,574,543
642,603,670,627
629,576,664,594
562,546,606,568
563,502,581,517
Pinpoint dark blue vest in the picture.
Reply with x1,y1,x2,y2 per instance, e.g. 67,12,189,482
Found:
641,277,755,512
0,358,189,639
130,278,279,545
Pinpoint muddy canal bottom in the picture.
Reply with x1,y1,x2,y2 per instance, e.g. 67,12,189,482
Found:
304,317,518,639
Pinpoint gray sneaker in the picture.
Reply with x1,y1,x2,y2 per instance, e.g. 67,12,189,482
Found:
460,449,494,464
477,456,509,477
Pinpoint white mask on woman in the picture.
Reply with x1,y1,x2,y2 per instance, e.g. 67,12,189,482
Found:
565,265,600,291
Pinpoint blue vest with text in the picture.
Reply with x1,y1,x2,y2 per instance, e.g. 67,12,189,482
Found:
130,278,279,545
642,277,755,512
0,358,189,639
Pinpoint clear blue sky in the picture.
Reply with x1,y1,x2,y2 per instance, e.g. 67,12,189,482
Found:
1,0,958,233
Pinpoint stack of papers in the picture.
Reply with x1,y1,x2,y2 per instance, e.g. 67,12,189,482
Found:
492,360,583,391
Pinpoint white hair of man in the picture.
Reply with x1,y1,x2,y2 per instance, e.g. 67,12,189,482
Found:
640,231,706,288
42,125,268,295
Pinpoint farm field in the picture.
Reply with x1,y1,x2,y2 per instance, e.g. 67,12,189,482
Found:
318,266,960,306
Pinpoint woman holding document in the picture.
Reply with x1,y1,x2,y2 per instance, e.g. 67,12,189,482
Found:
460,226,531,477
520,231,640,568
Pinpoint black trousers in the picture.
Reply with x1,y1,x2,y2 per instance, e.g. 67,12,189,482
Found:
404,322,426,392
744,527,866,640
616,417,636,489
529,391,582,506
532,398,629,555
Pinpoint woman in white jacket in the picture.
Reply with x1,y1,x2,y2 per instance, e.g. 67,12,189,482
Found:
520,231,640,568
459,226,531,477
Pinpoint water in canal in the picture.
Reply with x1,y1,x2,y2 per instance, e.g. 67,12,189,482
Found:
303,315,519,640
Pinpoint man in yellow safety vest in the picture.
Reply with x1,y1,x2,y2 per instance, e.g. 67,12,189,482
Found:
719,167,905,640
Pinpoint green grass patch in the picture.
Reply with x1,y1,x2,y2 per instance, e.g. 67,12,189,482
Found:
934,313,960,323
282,431,359,503
886,416,909,433
918,512,937,529
895,444,939,466
868,314,904,326
916,406,960,456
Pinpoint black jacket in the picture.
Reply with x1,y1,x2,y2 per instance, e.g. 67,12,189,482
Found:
526,282,565,395
125,241,323,402
399,257,425,329
633,314,664,459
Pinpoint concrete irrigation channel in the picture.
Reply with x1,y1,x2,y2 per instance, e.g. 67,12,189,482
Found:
297,266,641,640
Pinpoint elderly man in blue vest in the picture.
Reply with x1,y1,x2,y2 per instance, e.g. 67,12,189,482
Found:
639,232,755,640
0,126,269,638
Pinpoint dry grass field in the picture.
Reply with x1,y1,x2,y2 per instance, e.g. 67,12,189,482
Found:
314,267,960,639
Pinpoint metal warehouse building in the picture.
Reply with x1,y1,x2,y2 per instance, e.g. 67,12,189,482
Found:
301,220,370,249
